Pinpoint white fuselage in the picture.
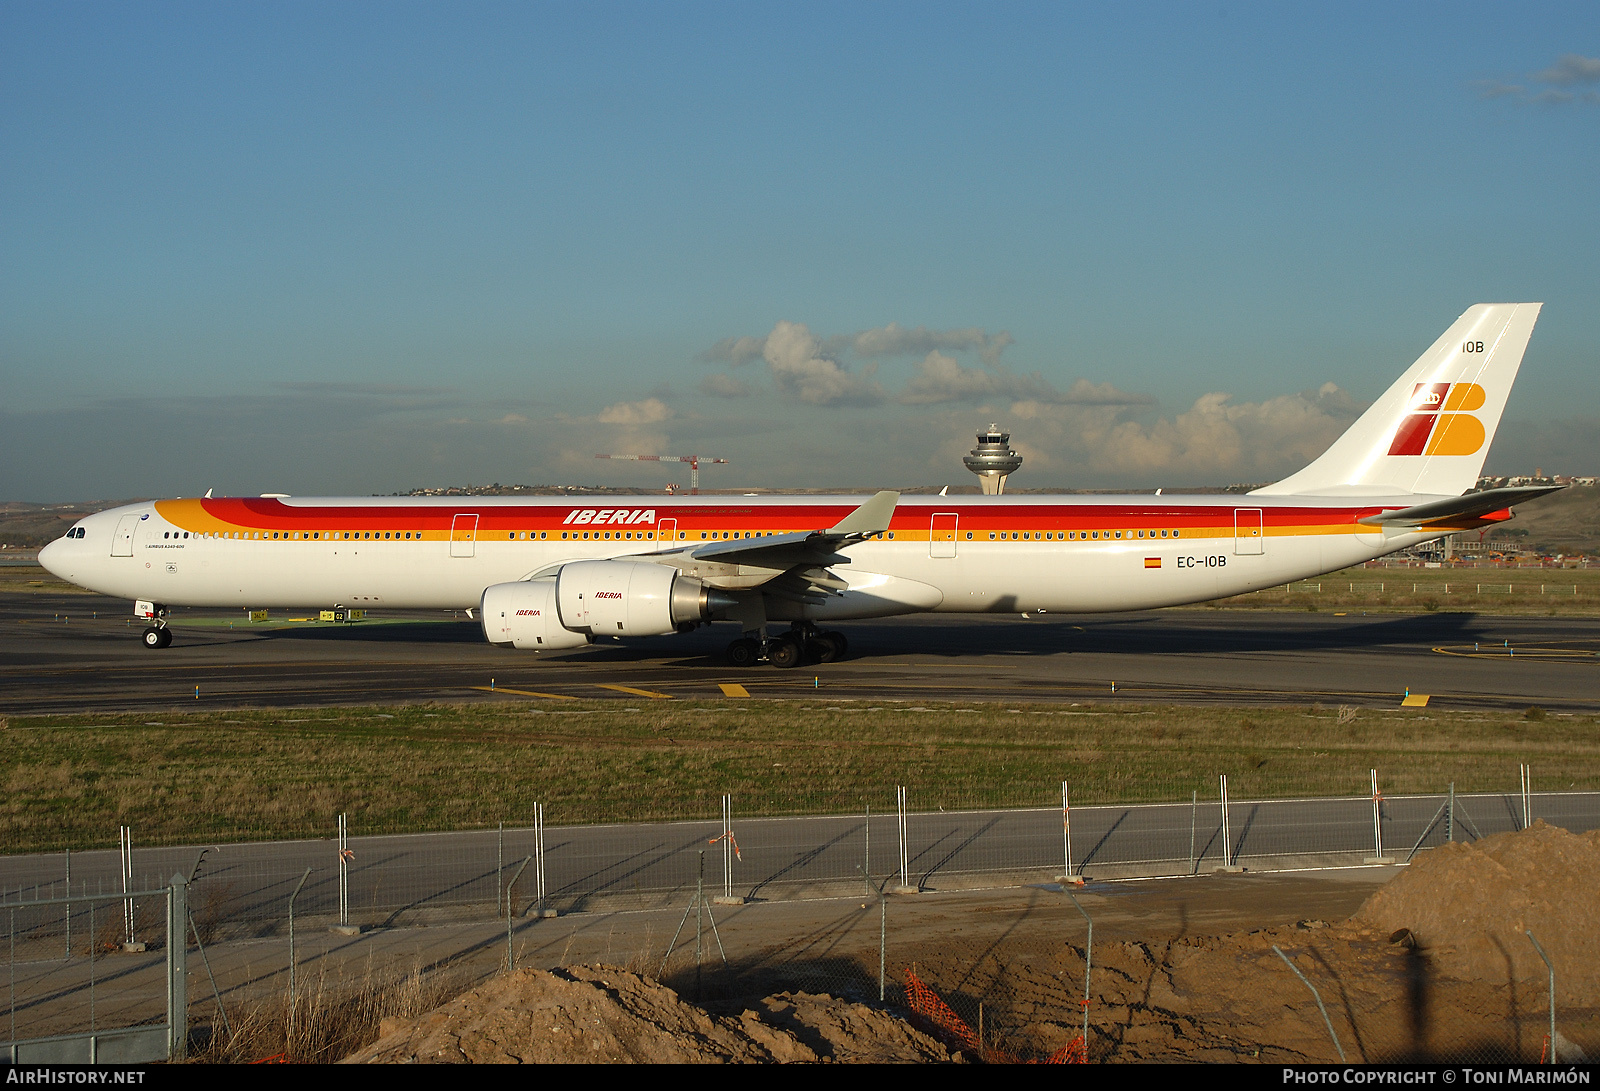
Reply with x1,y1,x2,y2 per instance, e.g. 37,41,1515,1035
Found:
38,492,1438,623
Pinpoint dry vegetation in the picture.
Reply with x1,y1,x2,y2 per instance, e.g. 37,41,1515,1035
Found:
1213,564,1600,614
4,701,1597,853
187,963,467,1064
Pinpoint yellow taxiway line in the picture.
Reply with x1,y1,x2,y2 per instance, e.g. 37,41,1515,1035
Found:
471,685,576,700
1401,694,1430,707
718,683,750,697
594,683,675,700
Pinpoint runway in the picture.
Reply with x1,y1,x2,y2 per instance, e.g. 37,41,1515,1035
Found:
2,586,1598,715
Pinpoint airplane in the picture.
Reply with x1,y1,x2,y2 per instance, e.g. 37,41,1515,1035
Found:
39,304,1560,669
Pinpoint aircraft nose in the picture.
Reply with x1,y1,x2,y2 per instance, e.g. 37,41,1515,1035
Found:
37,538,65,577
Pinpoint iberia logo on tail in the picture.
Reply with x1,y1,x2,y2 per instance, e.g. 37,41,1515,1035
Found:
1387,383,1487,456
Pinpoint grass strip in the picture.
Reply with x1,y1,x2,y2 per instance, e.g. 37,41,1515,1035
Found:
4,701,1598,853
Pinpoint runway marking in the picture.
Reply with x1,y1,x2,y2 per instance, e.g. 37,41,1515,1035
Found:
595,683,674,700
471,685,576,700
1401,694,1430,707
1433,641,1600,661
719,683,750,698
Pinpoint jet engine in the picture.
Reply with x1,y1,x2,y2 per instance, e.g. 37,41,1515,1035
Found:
481,561,726,650
480,579,589,650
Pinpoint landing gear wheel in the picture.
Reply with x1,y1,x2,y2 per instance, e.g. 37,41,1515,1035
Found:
823,631,847,659
726,638,760,668
768,637,804,670
142,626,167,649
158,627,172,648
806,636,840,664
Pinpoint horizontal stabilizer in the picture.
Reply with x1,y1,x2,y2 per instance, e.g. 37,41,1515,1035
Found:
1357,485,1564,527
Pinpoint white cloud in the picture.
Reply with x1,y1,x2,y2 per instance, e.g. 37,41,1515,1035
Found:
698,335,768,366
597,397,673,424
762,320,887,406
836,323,1016,366
898,351,1153,406
698,373,756,398
1479,53,1600,105
1534,53,1600,86
1003,384,1362,481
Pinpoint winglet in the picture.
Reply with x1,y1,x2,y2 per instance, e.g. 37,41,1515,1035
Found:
828,491,899,539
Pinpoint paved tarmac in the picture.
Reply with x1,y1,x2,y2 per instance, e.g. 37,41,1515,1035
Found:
2,586,1597,714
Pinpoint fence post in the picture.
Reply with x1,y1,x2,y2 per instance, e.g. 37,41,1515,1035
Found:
1365,770,1393,864
119,826,134,948
1273,945,1346,1062
534,803,553,917
1056,781,1080,884
722,795,732,900
1218,775,1240,872
863,802,871,897
1527,930,1557,1062
1066,890,1094,1056
893,786,915,893
505,857,531,972
337,813,348,927
166,873,188,1061
287,867,311,1047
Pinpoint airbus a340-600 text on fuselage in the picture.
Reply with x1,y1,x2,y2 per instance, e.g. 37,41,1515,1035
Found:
40,305,1558,668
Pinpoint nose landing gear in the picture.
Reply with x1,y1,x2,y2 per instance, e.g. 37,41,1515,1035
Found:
136,600,172,648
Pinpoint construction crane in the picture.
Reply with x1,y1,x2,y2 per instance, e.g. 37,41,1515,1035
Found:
595,454,728,495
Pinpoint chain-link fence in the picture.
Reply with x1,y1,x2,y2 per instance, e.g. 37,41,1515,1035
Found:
3,784,1597,1062
2,786,1596,934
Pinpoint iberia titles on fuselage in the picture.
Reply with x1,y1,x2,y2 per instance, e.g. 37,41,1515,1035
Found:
38,304,1560,667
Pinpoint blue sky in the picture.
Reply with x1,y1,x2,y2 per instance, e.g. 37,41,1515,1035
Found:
3,2,1596,499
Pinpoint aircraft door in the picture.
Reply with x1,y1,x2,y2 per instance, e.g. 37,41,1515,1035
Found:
930,512,958,558
657,518,677,544
111,514,139,557
1234,508,1264,555
450,514,478,558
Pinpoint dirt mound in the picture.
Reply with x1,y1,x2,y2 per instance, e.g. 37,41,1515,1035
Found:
341,964,957,1064
1352,821,1600,1005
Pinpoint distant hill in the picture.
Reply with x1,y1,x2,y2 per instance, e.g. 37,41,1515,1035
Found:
0,501,131,549
1498,486,1600,557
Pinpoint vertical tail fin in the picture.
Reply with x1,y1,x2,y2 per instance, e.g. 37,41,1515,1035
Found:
1253,303,1541,498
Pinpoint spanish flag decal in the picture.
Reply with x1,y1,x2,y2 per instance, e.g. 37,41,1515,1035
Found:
1144,557,1162,569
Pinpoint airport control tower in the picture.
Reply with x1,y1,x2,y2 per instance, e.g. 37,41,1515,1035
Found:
963,423,1023,494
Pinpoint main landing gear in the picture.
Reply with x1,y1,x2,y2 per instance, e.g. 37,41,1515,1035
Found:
725,625,848,669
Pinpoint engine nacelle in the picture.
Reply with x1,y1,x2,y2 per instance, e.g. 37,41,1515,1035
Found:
556,560,710,636
479,579,590,650
481,561,718,650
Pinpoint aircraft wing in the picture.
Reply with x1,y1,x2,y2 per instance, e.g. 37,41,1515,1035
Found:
1357,485,1564,528
630,490,899,594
